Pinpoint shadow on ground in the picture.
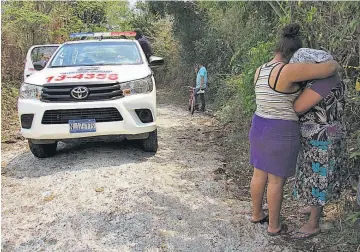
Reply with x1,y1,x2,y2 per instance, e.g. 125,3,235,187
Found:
3,140,155,179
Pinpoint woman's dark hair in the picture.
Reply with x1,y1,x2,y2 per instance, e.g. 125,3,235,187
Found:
275,23,303,62
195,62,204,68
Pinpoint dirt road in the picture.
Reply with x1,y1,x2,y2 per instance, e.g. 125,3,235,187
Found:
1,105,291,252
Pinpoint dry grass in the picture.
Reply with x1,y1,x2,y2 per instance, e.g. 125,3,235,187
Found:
280,183,360,251
1,84,22,144
157,87,189,107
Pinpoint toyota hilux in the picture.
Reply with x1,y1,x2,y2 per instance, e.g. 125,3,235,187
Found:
18,32,164,158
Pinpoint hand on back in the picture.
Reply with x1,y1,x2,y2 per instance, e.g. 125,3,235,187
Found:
268,60,340,93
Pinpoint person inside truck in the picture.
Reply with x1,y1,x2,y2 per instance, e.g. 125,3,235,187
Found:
78,53,95,65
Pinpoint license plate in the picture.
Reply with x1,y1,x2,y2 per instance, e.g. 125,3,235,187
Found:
69,119,96,133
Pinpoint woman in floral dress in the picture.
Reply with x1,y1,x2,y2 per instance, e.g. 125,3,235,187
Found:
290,48,347,239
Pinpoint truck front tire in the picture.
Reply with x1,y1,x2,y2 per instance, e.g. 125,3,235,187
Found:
28,140,57,158
141,129,158,152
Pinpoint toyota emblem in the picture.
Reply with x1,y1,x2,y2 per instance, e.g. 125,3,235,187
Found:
70,86,89,100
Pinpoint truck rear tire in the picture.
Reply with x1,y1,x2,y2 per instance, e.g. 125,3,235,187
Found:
28,140,57,158
141,129,158,152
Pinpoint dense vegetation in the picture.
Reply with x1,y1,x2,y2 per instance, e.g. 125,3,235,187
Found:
1,1,359,250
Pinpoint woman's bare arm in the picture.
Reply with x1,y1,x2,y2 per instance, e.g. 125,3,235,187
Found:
282,60,340,83
293,75,340,114
293,88,323,114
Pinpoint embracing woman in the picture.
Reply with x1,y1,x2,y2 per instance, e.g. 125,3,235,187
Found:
249,24,341,236
290,48,347,239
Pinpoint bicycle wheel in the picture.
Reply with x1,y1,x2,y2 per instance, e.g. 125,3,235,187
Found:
190,96,195,115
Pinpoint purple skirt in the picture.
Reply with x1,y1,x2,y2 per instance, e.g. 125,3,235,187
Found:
249,114,300,178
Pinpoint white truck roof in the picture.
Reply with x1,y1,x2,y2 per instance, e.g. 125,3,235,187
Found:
64,39,136,45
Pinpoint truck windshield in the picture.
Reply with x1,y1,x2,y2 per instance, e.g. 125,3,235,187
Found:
49,41,143,67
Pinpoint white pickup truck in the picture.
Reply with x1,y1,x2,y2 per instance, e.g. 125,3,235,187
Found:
19,32,164,158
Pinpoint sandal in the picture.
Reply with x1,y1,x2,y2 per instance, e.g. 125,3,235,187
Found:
298,207,326,217
291,229,321,240
250,215,269,224
267,224,288,236
298,206,311,215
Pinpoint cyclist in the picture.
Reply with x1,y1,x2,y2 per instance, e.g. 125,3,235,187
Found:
194,62,208,112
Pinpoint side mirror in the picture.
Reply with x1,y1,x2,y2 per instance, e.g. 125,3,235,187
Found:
33,61,46,71
149,56,164,67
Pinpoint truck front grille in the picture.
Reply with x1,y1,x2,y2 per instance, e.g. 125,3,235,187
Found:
41,82,123,102
41,108,123,124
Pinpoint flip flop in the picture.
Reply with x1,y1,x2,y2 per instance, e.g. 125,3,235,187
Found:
297,208,326,217
250,215,269,224
291,229,321,240
267,224,288,236
298,206,311,215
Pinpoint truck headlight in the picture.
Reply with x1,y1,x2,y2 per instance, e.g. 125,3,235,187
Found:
120,76,153,95
19,83,42,99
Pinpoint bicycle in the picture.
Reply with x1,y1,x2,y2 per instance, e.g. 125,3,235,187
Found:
185,86,206,115
186,86,196,115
